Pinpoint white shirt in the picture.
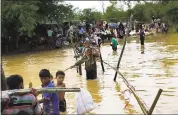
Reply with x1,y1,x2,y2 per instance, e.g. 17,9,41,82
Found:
94,36,101,45
114,29,117,38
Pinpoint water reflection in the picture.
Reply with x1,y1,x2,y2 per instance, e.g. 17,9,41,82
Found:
86,80,102,103
141,45,145,54
115,82,135,114
112,51,118,56
136,38,139,44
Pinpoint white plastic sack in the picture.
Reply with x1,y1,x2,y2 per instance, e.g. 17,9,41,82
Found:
76,89,96,114
124,89,131,100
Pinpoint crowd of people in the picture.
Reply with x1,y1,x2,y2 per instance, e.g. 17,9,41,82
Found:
27,18,166,53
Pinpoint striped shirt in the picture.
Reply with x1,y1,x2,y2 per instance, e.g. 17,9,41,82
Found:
2,93,42,115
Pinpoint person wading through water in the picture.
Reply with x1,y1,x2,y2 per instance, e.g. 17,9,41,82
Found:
118,22,125,39
47,28,54,49
70,39,100,80
139,27,145,54
110,33,118,51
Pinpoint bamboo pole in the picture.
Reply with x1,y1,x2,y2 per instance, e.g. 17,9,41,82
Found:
2,88,81,96
74,46,79,73
102,61,150,114
103,61,164,115
113,36,127,81
148,89,163,115
69,29,79,73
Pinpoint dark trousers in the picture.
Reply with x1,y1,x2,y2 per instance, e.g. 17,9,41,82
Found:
59,99,66,112
98,39,102,45
112,46,117,51
140,37,145,45
86,62,97,80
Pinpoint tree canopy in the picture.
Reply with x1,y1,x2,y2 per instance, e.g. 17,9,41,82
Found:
1,0,74,37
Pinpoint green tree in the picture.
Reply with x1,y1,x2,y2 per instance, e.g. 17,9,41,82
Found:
104,1,127,22
74,8,103,23
1,1,39,49
1,0,74,50
131,3,149,22
164,7,178,28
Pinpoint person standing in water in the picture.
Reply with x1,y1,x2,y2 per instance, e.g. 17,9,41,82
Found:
139,28,145,54
47,28,54,49
56,70,66,113
118,22,125,39
83,40,99,79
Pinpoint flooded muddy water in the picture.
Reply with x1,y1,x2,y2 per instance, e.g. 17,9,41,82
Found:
2,34,178,114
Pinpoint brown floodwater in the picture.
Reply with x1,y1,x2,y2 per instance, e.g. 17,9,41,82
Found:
2,34,178,114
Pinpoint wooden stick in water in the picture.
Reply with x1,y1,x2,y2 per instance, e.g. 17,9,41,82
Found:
79,64,82,75
100,53,105,72
113,37,127,81
148,89,163,115
99,42,105,72
102,61,149,114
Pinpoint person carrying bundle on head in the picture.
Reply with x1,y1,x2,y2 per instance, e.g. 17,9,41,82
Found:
118,22,125,39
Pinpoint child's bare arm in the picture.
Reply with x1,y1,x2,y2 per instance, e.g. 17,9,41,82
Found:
39,98,49,103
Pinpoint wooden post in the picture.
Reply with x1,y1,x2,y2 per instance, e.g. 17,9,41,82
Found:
148,89,163,115
79,64,82,75
99,42,105,72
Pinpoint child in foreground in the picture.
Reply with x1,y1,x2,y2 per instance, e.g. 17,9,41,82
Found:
56,70,66,112
39,69,59,115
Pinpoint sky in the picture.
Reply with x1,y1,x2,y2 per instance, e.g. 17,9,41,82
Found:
65,1,136,12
